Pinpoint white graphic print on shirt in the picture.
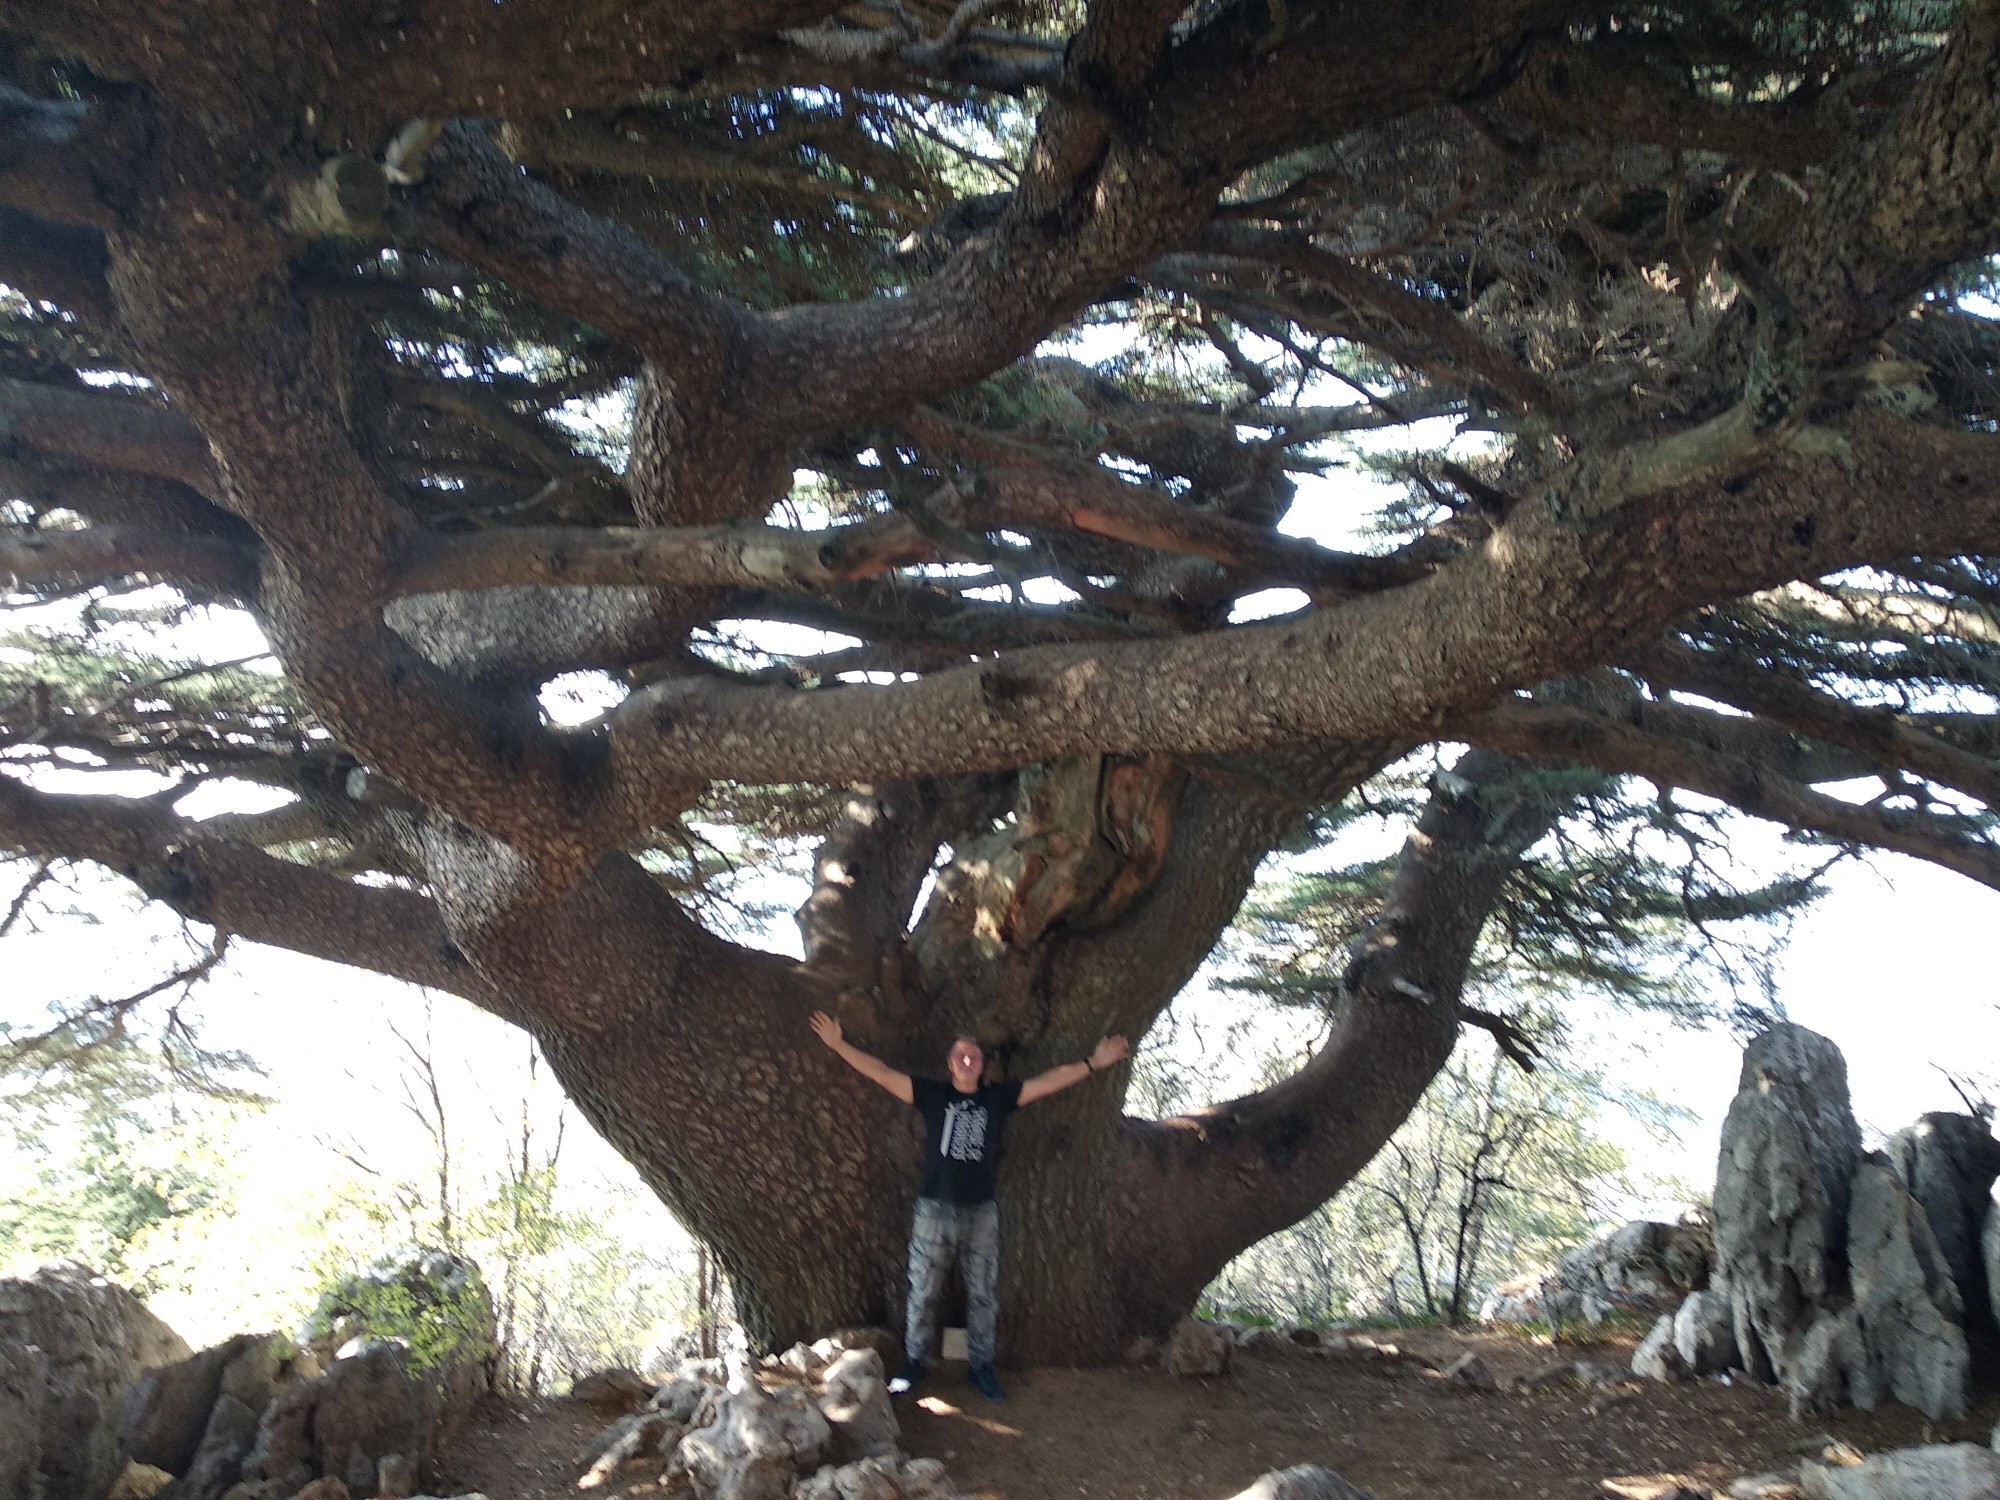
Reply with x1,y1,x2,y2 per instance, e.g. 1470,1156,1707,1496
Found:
940,1099,989,1162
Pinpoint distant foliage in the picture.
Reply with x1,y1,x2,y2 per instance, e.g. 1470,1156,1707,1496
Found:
1205,1033,1663,1327
0,1017,263,1298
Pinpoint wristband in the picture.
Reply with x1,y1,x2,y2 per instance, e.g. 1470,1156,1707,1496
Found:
1084,1056,1095,1073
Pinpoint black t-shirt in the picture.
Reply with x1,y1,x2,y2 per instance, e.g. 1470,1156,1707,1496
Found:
911,1077,1023,1204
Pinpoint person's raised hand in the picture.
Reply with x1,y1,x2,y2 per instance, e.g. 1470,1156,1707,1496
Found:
810,1011,844,1049
1090,1034,1131,1071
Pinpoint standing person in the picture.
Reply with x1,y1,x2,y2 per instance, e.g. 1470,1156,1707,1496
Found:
808,1011,1130,1401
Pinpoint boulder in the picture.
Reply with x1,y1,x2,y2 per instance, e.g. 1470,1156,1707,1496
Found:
1712,1026,1864,1387
123,1335,270,1477
650,1376,710,1425
1673,1288,1740,1377
1800,1443,2000,1499
0,1264,191,1500
1481,1216,1711,1327
299,1250,493,1457
1839,1157,1970,1419
1985,1200,2000,1353
1633,1314,1682,1383
815,1349,899,1463
1,1341,47,1500
672,1381,831,1500
1882,1113,2000,1360
1163,1318,1232,1378
1227,1466,1378,1500
309,1344,425,1495
231,1377,316,1499
156,1392,261,1500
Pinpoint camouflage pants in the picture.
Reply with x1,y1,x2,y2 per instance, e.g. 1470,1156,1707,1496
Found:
904,1197,1000,1369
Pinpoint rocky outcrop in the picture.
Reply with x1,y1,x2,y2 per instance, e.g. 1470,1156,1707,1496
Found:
1835,1158,1970,1419
575,1338,969,1500
1482,1216,1711,1327
1881,1112,2000,1362
1,1341,48,1500
1711,1025,1864,1391
0,1263,191,1500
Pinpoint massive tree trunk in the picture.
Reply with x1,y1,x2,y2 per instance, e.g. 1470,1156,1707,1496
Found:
359,740,1553,1364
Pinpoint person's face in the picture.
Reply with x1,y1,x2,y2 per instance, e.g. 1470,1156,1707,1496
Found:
948,1040,984,1091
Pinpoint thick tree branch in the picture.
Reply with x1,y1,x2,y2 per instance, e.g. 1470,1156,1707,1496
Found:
0,772,503,1008
1497,40,1841,172
1183,225,1569,417
1458,696,2000,891
0,526,257,597
0,207,114,325
389,514,943,599
0,377,219,494
1630,637,2000,812
1781,0,2000,362
604,414,2000,816
1107,748,1566,1330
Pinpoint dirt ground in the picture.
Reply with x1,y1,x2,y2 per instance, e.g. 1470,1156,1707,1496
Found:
435,1329,2000,1500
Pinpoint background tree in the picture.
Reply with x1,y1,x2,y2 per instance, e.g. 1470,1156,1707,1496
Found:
3,0,2000,1362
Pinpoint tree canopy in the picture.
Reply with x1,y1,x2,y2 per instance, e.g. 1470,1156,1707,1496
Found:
4,0,2000,1359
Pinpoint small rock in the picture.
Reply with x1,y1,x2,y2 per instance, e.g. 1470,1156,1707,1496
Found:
816,1348,898,1463
777,1345,815,1378
1227,1465,1378,1499
291,1482,350,1500
572,1367,654,1412
1728,1475,1806,1499
1517,1359,1580,1390
1121,1336,1161,1366
1442,1352,1497,1391
1162,1318,1232,1378
1674,1289,1740,1377
1634,1314,1684,1383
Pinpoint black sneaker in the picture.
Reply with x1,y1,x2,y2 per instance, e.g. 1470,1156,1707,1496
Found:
888,1360,926,1396
967,1364,1006,1402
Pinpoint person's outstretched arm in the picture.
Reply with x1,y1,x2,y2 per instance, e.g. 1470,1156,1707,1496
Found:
1017,1035,1130,1106
810,1011,915,1104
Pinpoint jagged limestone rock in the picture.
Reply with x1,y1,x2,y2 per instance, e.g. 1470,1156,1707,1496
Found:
1163,1317,1232,1377
1712,1026,1864,1387
1843,1157,1971,1419
1882,1113,2000,1366
1632,1314,1682,1382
